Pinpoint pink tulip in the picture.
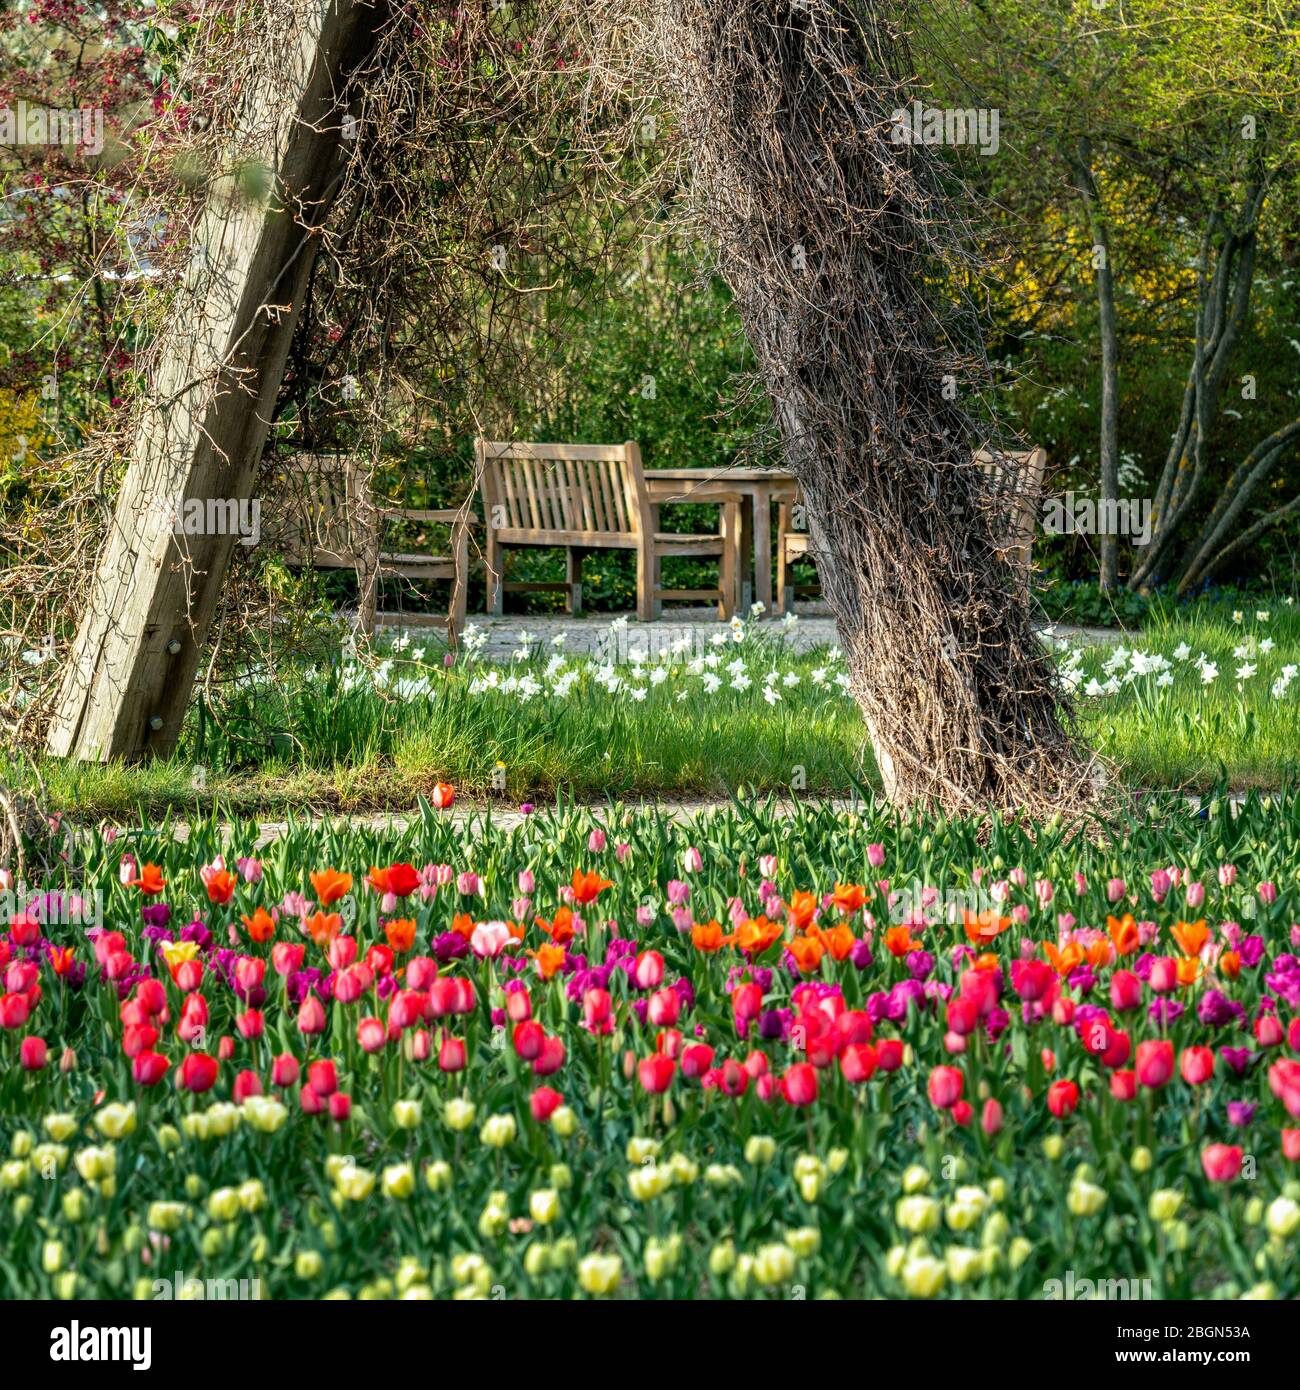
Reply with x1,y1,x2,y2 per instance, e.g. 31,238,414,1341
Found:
1201,1143,1243,1182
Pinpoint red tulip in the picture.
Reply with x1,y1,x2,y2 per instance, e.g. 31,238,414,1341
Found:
633,950,665,990
1255,1014,1284,1049
271,1053,300,1088
505,986,532,1023
952,1100,974,1126
135,979,168,1017
328,1092,351,1122
132,1051,170,1087
1135,1039,1174,1089
1201,1143,1243,1182
533,1034,566,1077
439,1036,467,1073
840,1042,878,1084
875,1038,905,1072
718,1058,750,1097
179,1052,219,1094
780,1061,819,1106
1110,1069,1137,1101
357,1017,386,1053
513,1019,545,1061
583,987,614,1034
1109,970,1142,1013
927,1064,964,1110
122,1023,159,1059
1283,1129,1300,1162
19,1036,47,1071
297,994,327,1035
307,1059,337,1097
981,1097,1004,1134
530,1086,563,1123
835,1010,873,1048
0,993,30,1030
638,1053,676,1094
233,1069,262,1104
1047,1079,1080,1118
235,1009,264,1041
272,942,305,977
1180,1046,1216,1086
681,1043,716,1078
407,957,438,991
946,997,980,1037
731,982,763,1023
647,987,680,1027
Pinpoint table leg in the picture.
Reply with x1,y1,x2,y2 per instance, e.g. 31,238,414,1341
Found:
752,486,773,616
738,494,754,614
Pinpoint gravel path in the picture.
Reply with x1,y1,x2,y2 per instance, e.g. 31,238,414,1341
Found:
380,605,1125,661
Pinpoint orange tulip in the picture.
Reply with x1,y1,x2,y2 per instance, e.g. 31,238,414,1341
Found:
570,869,612,906
730,915,783,957
532,942,566,980
310,868,353,907
1043,940,1085,977
130,863,167,895
1107,913,1140,957
1171,919,1210,959
787,934,825,974
205,869,237,906
785,890,818,933
691,919,725,953
1176,956,1203,987
384,918,417,953
50,946,76,977
962,909,1010,946
537,907,575,945
1219,950,1242,980
450,913,475,942
241,907,277,944
1086,938,1113,970
821,921,857,962
304,911,343,948
829,882,867,916
884,925,915,958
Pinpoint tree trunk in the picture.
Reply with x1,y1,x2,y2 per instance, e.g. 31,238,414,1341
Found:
46,0,387,761
1071,141,1120,590
651,0,1095,815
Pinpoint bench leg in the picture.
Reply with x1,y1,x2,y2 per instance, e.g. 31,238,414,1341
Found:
566,547,584,617
636,539,656,622
719,501,740,620
486,529,504,616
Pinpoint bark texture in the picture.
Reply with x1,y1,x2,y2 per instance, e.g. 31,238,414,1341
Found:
650,0,1096,814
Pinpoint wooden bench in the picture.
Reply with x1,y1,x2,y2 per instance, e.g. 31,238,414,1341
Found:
475,439,743,621
776,447,1048,612
265,453,472,638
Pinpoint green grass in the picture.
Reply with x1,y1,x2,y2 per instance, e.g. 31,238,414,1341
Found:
12,601,1300,821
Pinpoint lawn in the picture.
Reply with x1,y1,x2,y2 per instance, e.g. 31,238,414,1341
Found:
13,600,1300,821
3,790,1299,1299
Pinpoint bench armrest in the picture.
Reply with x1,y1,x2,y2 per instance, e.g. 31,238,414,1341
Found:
380,507,478,524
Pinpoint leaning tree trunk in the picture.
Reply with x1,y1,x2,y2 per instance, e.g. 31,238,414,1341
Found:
47,0,388,761
651,0,1095,815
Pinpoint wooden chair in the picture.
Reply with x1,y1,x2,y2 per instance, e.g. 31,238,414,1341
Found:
775,447,1048,612
265,453,472,639
475,439,742,621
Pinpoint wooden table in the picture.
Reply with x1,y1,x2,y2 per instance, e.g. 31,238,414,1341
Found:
644,467,797,616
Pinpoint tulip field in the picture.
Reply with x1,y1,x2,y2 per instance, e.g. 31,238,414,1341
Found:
3,792,1300,1301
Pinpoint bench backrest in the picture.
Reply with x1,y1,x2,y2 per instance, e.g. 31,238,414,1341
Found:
264,453,375,567
475,439,651,543
974,446,1048,561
